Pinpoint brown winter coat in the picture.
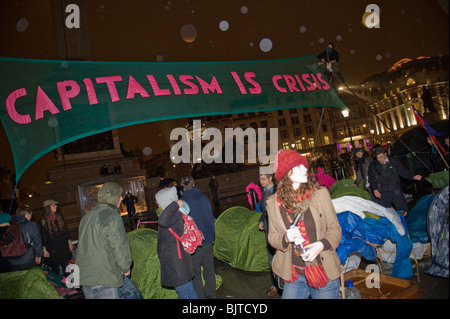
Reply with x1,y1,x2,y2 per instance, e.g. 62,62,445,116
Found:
267,187,342,282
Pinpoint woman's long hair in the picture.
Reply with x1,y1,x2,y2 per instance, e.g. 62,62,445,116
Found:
42,205,67,238
277,168,319,213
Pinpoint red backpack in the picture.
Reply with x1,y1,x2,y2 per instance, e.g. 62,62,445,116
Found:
0,224,28,258
169,214,203,259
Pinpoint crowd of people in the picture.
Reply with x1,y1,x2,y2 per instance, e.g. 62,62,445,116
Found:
0,133,447,299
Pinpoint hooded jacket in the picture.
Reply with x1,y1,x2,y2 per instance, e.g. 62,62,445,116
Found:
157,201,194,287
8,214,43,266
77,182,132,288
180,188,215,245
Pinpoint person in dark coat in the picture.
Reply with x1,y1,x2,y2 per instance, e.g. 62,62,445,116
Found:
353,148,377,202
155,186,198,299
0,212,12,273
317,42,345,83
122,192,138,226
208,176,219,205
180,176,216,299
421,86,437,113
38,200,73,276
257,172,278,296
8,206,43,271
369,146,422,213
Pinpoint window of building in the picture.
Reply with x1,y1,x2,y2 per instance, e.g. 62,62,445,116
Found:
280,130,289,139
303,114,312,122
289,108,298,114
324,136,330,144
278,118,287,127
306,126,314,134
293,127,301,137
322,124,327,132
282,142,290,149
291,116,299,125
250,122,258,129
260,120,268,127
295,139,303,150
278,110,284,116
308,137,315,148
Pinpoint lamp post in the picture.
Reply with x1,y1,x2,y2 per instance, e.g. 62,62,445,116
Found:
341,109,354,149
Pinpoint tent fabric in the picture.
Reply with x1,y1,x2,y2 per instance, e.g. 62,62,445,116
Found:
406,194,435,243
425,171,449,189
0,267,63,299
332,196,406,236
127,228,222,299
127,229,177,299
0,55,347,182
213,206,269,272
329,178,371,200
426,185,449,278
336,211,413,279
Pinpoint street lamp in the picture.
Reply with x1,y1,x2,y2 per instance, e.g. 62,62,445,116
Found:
341,109,354,149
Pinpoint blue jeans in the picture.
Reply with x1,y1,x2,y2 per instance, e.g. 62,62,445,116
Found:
282,275,340,299
82,285,121,299
175,280,198,299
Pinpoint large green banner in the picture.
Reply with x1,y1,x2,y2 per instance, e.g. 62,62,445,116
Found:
0,55,345,181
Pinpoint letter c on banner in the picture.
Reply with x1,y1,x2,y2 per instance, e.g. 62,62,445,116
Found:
6,88,31,124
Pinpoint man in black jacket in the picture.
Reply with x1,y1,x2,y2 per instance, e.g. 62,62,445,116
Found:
369,146,422,213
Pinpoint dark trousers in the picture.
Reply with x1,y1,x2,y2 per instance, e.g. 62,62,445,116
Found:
380,188,409,213
192,242,216,299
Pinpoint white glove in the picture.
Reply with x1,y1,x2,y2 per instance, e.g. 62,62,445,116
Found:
286,227,302,243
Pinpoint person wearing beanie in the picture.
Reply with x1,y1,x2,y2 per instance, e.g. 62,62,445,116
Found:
77,182,133,299
155,186,198,299
267,150,342,299
37,199,73,277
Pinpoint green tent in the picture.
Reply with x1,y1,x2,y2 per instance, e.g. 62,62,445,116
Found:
213,206,269,272
329,178,371,200
127,228,177,299
0,267,63,299
127,228,222,299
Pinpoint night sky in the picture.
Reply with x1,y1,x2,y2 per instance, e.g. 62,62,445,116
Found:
0,0,448,191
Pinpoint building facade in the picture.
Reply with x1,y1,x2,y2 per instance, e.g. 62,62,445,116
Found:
357,55,449,144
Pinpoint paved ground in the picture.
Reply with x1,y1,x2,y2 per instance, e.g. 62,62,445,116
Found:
214,256,448,299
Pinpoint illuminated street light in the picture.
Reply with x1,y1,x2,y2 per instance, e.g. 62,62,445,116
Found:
341,109,354,148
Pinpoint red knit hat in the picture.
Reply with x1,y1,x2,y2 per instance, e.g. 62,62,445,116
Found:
274,149,309,180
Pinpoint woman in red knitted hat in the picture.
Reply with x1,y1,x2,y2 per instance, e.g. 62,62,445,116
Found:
267,149,342,299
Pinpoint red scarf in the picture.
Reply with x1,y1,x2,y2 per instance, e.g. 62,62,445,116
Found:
277,191,329,289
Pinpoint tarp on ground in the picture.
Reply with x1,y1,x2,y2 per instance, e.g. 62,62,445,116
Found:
127,228,222,299
0,267,63,299
213,206,269,271
0,55,346,182
332,195,406,235
336,211,413,279
406,194,435,243
426,185,449,278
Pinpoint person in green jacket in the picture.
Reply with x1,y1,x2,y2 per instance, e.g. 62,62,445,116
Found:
77,182,132,299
